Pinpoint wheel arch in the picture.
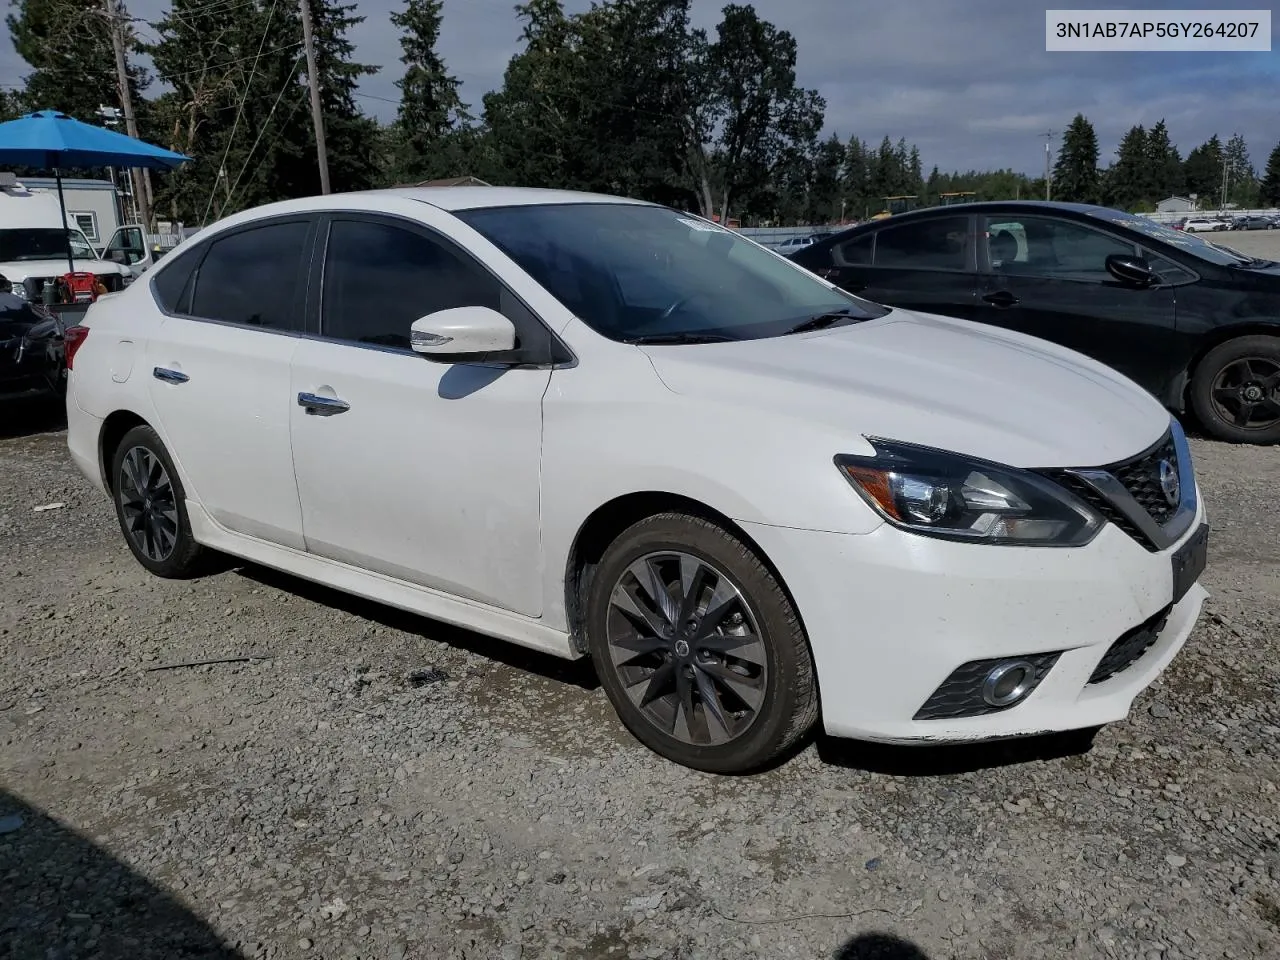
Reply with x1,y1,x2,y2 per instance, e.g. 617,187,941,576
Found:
562,491,810,659
1182,321,1280,396
98,409,153,493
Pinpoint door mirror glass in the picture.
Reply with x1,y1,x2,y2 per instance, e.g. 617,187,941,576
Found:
410,306,517,360
1105,254,1157,287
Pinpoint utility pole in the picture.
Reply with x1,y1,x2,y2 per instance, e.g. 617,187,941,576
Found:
103,0,153,231
1044,131,1054,201
299,0,331,194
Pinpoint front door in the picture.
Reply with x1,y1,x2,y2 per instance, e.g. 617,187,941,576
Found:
145,216,316,549
288,214,549,617
825,214,980,321
976,214,1178,393
103,225,152,278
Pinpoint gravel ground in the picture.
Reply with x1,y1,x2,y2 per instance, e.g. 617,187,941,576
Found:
1,402,1278,960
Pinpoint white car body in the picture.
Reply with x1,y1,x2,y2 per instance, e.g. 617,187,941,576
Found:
1182,217,1228,233
65,187,1208,758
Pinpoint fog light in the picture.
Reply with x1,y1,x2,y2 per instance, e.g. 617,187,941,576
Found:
981,660,1036,707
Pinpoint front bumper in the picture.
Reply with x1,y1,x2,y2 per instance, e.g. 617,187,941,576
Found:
741,493,1207,744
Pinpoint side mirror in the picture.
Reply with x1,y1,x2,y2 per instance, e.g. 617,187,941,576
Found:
409,306,517,362
1105,254,1157,287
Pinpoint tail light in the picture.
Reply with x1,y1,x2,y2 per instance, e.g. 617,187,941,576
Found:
63,324,90,370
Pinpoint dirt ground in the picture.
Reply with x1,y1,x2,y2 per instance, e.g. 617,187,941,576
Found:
2,367,1279,958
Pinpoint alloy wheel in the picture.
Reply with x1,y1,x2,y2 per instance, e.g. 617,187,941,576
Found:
1210,356,1280,431
605,551,768,746
117,445,180,563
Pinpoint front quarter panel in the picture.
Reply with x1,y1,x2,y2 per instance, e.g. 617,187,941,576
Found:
537,329,887,630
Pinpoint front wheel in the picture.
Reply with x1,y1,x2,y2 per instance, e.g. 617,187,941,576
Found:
1189,335,1280,444
109,424,208,577
585,513,818,773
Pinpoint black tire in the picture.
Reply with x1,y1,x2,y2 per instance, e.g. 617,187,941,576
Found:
585,512,818,774
1189,335,1280,444
108,424,207,578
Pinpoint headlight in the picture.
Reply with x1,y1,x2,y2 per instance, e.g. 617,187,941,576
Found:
835,438,1103,547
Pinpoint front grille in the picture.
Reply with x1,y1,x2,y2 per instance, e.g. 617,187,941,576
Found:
914,652,1061,720
1040,427,1182,552
1088,605,1171,684
1112,435,1178,525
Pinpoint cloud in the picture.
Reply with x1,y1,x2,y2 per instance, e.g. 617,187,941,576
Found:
3,0,1277,175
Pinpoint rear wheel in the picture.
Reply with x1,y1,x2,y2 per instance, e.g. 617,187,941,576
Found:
1189,335,1280,444
585,512,818,773
109,424,207,577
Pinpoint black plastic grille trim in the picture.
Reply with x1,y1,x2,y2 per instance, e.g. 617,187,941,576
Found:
914,652,1061,721
1039,428,1180,553
1088,605,1171,684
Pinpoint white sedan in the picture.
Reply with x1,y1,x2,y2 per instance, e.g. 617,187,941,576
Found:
63,187,1209,773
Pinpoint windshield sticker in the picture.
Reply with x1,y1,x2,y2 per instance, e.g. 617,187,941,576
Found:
677,217,722,233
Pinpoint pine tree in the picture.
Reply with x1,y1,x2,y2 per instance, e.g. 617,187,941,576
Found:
1145,120,1183,201
1183,135,1223,204
1102,125,1147,210
1052,113,1099,204
1260,141,1280,207
1223,133,1257,207
388,0,467,183
6,0,153,158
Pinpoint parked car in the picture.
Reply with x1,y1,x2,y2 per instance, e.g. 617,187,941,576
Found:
787,200,1280,444
0,273,64,400
773,235,816,252
1182,217,1229,233
64,188,1208,773
1229,215,1275,231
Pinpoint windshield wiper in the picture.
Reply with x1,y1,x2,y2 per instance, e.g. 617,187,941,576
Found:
782,309,858,336
623,332,736,345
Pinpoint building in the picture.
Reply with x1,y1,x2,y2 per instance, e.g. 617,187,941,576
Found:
16,176,123,244
1155,196,1197,214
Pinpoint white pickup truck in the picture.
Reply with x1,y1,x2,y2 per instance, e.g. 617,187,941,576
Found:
0,182,135,301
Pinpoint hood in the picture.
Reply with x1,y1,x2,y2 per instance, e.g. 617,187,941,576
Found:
0,257,129,279
641,309,1170,469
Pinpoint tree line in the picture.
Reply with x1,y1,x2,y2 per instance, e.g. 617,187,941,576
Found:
1052,113,1280,211
4,0,1278,228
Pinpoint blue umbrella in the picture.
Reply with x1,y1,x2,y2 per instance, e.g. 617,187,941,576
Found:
0,110,191,275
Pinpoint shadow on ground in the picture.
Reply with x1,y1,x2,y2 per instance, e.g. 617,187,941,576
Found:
817,726,1098,777
236,562,601,691
236,563,1099,776
835,931,931,958
0,789,243,959
0,397,65,440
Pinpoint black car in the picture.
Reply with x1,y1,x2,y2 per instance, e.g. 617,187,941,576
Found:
0,294,65,402
787,201,1280,444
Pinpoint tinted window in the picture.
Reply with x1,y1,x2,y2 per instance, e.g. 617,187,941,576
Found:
984,216,1135,281
1087,209,1242,266
189,220,310,330
321,219,500,349
834,233,872,266
874,217,969,271
457,204,886,344
150,246,202,314
1146,253,1195,285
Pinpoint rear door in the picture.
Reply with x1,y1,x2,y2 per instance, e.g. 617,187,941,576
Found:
975,213,1178,392
144,215,317,549
819,215,980,320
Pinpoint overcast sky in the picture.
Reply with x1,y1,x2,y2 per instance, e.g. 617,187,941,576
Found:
4,0,1278,175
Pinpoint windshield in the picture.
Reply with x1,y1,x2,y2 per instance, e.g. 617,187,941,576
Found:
1085,210,1245,266
0,228,97,262
456,203,887,342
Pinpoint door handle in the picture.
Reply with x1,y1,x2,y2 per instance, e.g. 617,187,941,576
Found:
297,392,350,415
152,366,189,384
982,291,1020,308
